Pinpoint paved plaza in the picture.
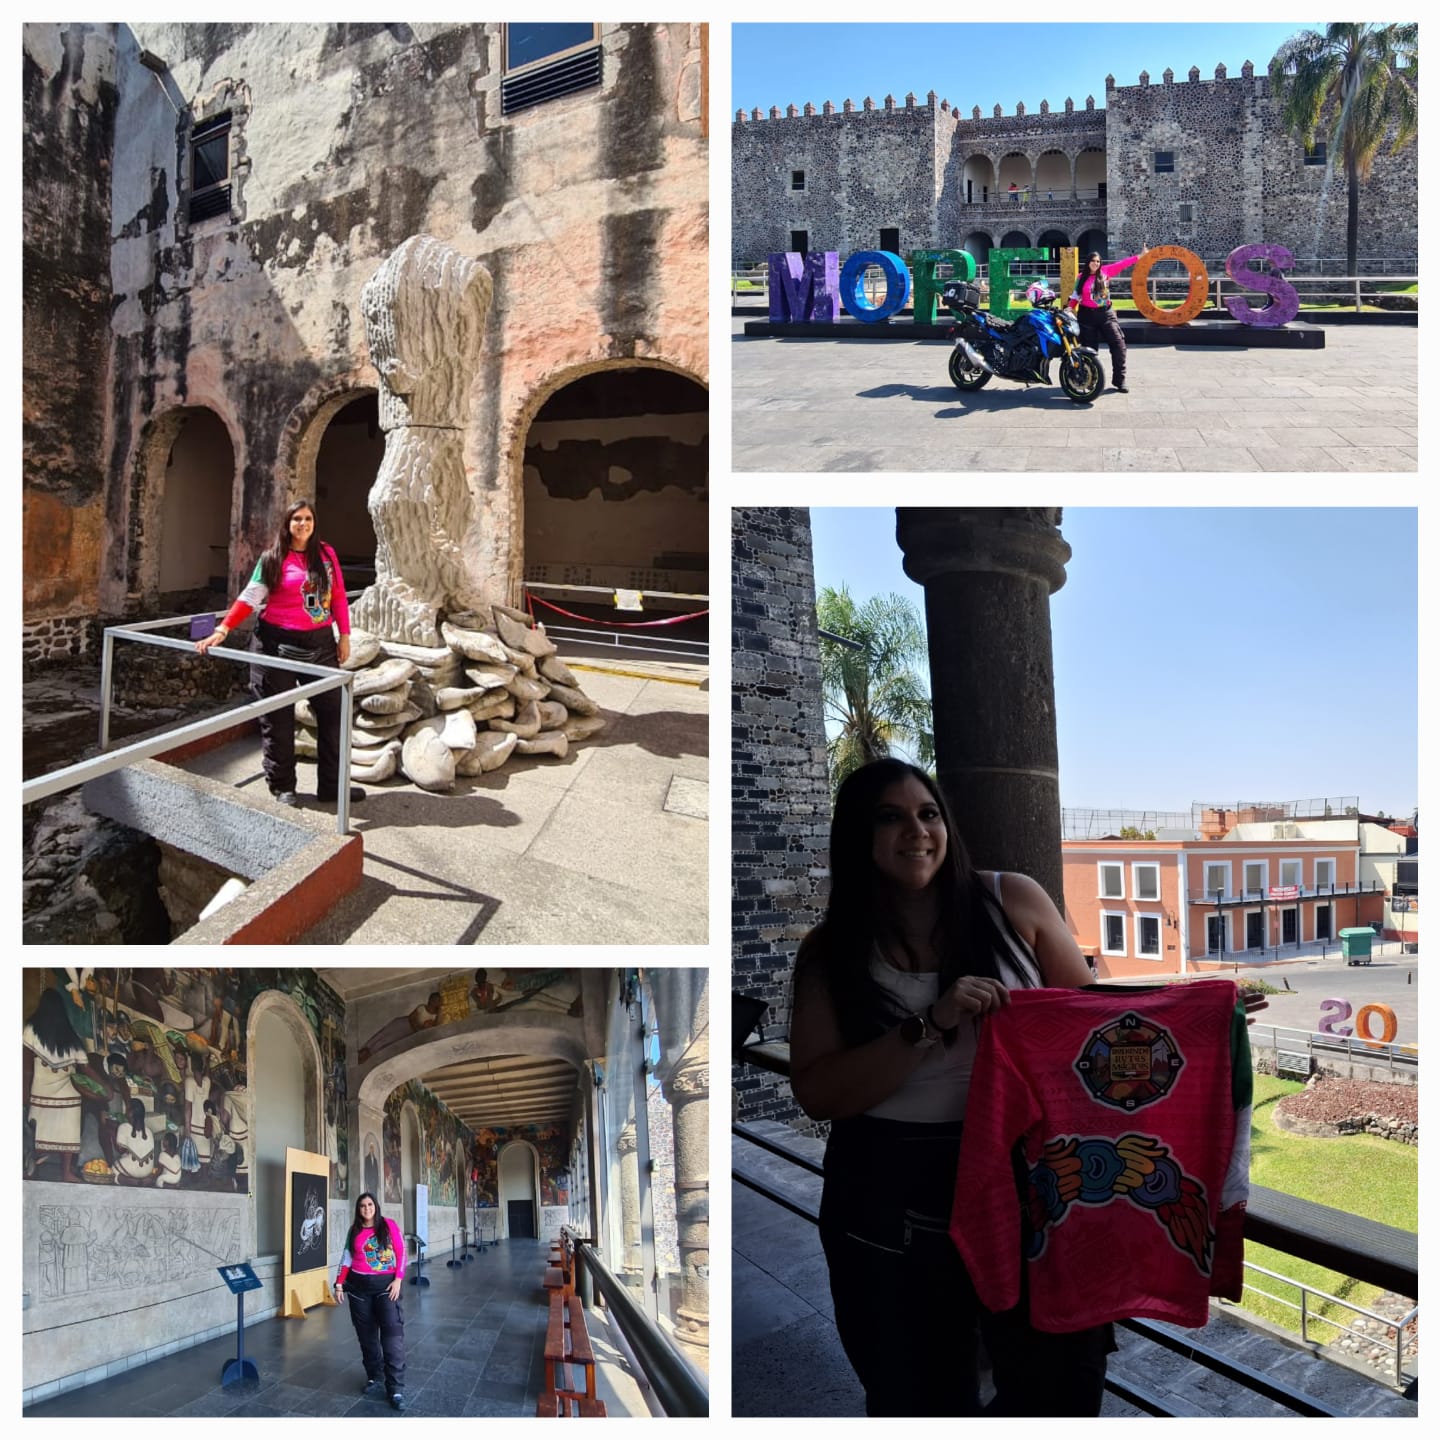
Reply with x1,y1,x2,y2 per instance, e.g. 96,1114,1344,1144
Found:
732,319,1417,473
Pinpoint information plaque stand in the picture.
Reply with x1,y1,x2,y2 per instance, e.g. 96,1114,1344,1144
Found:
217,1264,263,1387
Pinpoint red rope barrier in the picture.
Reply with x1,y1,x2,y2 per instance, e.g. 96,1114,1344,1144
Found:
525,593,710,630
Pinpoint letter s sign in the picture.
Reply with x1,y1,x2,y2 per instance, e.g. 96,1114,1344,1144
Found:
1317,997,1353,1037
1224,244,1300,327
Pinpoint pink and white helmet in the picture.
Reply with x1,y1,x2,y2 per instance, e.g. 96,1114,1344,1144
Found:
1026,281,1055,307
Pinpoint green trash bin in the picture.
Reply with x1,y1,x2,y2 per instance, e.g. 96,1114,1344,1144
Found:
1339,927,1374,965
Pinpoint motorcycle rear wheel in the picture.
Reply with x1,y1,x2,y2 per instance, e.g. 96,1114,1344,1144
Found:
948,346,992,392
1060,352,1103,404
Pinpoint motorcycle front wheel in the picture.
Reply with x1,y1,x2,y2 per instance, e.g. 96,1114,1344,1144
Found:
948,345,992,392
1059,351,1103,404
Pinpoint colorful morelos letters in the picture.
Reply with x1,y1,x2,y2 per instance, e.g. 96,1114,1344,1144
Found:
766,243,1301,328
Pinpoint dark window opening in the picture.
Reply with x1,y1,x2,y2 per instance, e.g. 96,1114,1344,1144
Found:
188,112,231,224
1137,915,1161,957
502,23,601,115
791,169,805,191
789,229,809,253
1304,140,1327,166
1178,202,1194,223
1103,915,1124,951
879,227,900,252
1096,181,1106,201
1154,150,1175,174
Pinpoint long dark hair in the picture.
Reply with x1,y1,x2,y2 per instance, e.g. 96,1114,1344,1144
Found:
797,758,1021,1046
1078,252,1109,304
258,499,330,591
344,1191,395,1257
27,988,86,1058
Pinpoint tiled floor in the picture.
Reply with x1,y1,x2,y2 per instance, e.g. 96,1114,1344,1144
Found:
27,1239,556,1418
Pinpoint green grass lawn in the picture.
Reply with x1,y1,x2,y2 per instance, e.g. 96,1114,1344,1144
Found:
1241,1075,1417,1343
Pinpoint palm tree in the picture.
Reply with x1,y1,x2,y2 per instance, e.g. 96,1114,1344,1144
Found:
1268,23,1418,276
816,583,934,795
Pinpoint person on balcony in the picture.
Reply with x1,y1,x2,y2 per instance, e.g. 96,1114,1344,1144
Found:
788,758,1113,1416
1008,181,1018,205
1069,247,1147,392
196,499,362,807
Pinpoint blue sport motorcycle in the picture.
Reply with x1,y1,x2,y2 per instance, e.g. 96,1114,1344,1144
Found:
941,280,1104,404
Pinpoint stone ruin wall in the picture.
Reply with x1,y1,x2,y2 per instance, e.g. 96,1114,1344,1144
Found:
732,96,941,261
731,507,830,1133
733,61,1418,265
1105,67,1419,261
22,21,708,645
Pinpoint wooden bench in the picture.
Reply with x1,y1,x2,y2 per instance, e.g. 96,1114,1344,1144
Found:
536,1391,607,1417
542,1229,575,1299
543,1291,598,1408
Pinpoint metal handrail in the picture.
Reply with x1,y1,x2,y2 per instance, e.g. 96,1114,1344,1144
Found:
23,613,355,834
567,1229,708,1416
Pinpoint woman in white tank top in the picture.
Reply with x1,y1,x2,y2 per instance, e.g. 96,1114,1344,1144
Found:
789,758,1109,1417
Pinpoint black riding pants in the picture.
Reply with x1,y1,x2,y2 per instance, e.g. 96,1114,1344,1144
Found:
345,1273,406,1393
1077,306,1127,387
819,1114,1113,1418
250,619,341,796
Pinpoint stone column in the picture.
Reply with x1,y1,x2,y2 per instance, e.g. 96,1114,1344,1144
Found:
895,508,1071,908
616,1120,643,1281
662,1045,709,1367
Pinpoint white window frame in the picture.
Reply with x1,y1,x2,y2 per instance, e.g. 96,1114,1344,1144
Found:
1205,910,1231,956
1314,857,1337,893
1243,859,1269,899
1100,909,1128,957
1098,861,1125,900
1202,860,1231,901
1279,858,1303,891
1135,912,1163,960
790,168,807,193
1131,862,1161,903
1243,907,1267,950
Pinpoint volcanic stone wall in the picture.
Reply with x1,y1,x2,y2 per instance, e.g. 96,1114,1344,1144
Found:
731,507,829,1130
733,60,1418,265
732,94,943,259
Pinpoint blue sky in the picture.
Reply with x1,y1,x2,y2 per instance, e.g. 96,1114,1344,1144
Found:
733,23,1308,118
809,507,1419,818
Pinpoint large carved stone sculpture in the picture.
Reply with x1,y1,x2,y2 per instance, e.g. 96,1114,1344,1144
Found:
352,235,493,646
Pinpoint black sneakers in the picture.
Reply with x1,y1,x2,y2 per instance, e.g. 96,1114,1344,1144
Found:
390,1393,405,1412
270,789,300,807
317,786,366,804
361,1378,385,1398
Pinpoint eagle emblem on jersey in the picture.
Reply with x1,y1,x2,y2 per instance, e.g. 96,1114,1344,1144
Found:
1074,1012,1185,1111
1024,1133,1214,1275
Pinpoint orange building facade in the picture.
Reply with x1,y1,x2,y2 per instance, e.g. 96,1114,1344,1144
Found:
1063,839,1377,978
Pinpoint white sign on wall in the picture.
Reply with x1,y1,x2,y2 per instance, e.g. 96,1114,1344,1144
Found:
415,1184,429,1246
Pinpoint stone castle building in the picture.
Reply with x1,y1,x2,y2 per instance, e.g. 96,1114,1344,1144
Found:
733,62,1417,266
24,23,708,664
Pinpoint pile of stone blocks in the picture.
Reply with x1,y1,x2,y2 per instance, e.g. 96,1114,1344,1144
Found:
295,605,605,792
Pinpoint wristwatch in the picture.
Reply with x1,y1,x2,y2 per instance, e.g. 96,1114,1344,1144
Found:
899,1010,940,1049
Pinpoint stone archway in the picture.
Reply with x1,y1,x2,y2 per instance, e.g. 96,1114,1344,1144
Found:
124,404,241,609
517,364,708,647
499,1138,542,1239
399,1100,421,1242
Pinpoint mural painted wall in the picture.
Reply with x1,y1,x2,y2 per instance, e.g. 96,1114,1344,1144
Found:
22,968,347,1196
355,968,582,1064
471,1124,570,1208
381,1079,476,1209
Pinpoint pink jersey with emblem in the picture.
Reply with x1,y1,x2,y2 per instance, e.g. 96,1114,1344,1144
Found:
950,979,1250,1331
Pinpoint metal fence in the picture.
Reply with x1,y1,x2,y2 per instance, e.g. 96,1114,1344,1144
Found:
1248,1022,1419,1080
21,612,357,835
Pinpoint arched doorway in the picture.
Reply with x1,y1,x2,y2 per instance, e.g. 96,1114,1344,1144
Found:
499,1140,540,1239
1077,228,1109,259
961,154,994,205
250,993,321,1258
144,406,236,608
1000,230,1031,249
400,1103,420,1243
521,366,707,649
962,231,994,261
311,392,381,588
997,153,1033,197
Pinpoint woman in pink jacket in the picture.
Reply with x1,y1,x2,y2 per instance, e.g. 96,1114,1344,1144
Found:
1069,247,1147,392
196,499,362,807
334,1191,408,1409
